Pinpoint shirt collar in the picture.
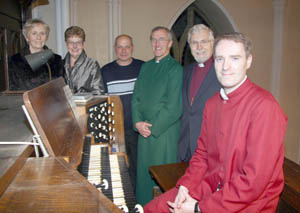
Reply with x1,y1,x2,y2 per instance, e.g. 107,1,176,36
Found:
155,54,170,63
198,56,213,68
220,75,248,100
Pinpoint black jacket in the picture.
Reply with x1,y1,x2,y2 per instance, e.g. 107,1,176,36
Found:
8,45,63,91
177,62,221,162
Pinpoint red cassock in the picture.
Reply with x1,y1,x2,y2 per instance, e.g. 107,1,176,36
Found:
145,78,288,213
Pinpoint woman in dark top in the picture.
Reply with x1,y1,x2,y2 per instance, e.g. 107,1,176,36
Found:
8,19,63,91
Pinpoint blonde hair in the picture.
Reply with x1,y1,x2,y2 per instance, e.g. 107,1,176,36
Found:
23,19,50,40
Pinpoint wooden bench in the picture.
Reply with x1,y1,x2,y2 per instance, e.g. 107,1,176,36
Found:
149,158,300,212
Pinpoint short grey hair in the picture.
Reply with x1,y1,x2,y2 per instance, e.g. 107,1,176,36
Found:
187,24,214,44
150,26,172,41
23,19,50,40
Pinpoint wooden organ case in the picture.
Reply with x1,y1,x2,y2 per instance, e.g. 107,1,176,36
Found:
0,78,138,212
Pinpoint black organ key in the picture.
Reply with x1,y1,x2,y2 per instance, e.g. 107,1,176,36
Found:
80,144,137,210
77,136,91,178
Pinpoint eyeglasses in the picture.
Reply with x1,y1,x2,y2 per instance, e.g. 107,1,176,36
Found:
151,37,169,43
67,41,83,46
190,40,212,46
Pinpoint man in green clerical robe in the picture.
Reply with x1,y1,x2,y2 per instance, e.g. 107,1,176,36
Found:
131,26,183,205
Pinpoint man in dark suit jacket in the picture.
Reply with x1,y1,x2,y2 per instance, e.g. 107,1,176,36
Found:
177,24,221,162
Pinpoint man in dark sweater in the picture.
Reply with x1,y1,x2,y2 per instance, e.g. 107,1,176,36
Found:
101,34,144,192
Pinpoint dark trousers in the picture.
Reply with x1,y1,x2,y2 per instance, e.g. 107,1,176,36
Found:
125,128,139,194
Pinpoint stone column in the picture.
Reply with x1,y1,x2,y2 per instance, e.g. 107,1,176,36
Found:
271,0,287,99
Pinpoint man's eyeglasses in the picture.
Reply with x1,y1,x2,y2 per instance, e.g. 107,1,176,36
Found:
151,38,169,43
190,40,212,46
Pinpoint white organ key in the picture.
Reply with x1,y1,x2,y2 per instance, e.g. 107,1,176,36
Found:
88,171,102,175
85,145,130,209
88,177,101,183
112,181,122,188
110,167,120,173
111,175,121,181
113,190,125,197
109,154,125,206
113,187,124,193
114,198,126,206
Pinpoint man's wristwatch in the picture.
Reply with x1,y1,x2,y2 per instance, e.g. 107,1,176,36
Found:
194,201,201,213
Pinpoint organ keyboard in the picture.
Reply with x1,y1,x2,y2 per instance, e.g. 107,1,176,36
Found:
78,144,136,210
9,77,142,212
74,91,137,210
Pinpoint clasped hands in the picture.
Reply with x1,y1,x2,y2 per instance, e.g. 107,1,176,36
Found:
167,186,198,213
135,121,152,138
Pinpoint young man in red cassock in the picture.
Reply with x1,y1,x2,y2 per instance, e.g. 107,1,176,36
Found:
143,32,288,213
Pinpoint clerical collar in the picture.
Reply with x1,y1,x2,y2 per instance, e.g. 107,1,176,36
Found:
155,54,170,63
197,56,213,68
220,76,248,100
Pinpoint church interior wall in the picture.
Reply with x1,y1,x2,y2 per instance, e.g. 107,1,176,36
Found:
15,0,300,163
281,0,300,162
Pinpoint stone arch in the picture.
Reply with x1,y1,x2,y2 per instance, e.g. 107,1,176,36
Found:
167,0,238,65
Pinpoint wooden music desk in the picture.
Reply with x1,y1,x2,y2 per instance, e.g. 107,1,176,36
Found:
149,162,188,192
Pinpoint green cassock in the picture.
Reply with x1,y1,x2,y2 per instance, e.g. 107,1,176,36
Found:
131,54,183,205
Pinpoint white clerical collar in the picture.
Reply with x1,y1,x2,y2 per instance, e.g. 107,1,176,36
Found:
198,63,204,68
220,76,248,100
